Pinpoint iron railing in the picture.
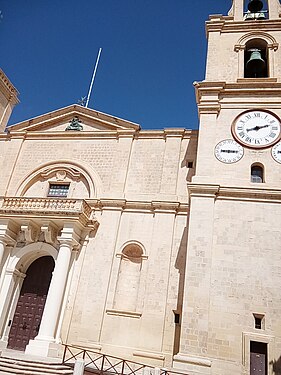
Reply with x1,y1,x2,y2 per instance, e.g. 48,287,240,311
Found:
62,345,188,375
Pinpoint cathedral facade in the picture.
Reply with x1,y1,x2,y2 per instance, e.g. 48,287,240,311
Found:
0,1,281,374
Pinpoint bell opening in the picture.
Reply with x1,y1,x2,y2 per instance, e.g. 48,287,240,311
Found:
248,0,264,12
244,0,268,20
244,39,268,78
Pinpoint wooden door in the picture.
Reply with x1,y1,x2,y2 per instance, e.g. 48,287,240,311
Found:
7,256,55,351
250,341,268,375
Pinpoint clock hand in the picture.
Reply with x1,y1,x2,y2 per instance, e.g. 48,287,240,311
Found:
247,124,270,132
258,124,270,130
247,126,260,132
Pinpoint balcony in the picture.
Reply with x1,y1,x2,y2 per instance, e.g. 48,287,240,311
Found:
0,197,97,229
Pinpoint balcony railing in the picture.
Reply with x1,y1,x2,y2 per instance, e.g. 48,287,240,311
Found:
0,197,95,226
62,345,189,375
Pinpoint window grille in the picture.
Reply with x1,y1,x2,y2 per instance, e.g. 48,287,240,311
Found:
48,184,69,197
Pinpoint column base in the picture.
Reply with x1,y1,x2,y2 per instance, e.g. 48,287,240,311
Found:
25,339,60,358
0,339,7,350
173,353,212,375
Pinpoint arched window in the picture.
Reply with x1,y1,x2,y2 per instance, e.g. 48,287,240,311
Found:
251,164,264,183
113,243,144,312
244,39,268,78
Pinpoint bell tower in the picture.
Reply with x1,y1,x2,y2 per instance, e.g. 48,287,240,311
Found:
0,69,19,132
173,1,281,375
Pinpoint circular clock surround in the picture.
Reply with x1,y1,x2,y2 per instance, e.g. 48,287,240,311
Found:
214,139,244,164
272,142,281,163
231,109,281,149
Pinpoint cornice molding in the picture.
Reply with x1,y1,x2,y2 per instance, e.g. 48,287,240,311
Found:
0,69,19,105
194,80,281,113
0,128,196,141
188,183,281,203
87,199,188,214
206,17,281,37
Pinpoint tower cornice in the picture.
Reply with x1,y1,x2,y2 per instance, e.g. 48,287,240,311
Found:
206,17,281,37
194,80,281,114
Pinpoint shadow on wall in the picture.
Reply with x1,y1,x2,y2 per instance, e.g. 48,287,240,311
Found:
270,357,281,375
181,132,198,183
173,226,188,355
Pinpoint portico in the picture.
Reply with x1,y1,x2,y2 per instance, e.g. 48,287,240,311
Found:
0,197,98,357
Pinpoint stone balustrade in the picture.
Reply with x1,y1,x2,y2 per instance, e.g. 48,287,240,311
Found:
0,197,95,227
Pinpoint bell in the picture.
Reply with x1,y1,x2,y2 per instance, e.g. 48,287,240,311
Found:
256,12,266,19
246,49,266,74
248,0,264,12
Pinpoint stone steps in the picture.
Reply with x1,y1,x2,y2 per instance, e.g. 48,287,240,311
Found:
0,356,73,375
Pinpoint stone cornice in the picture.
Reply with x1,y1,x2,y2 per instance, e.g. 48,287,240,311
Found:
87,199,189,215
0,69,19,105
218,186,281,203
0,128,196,141
194,80,281,114
194,81,225,115
206,17,281,37
188,183,281,203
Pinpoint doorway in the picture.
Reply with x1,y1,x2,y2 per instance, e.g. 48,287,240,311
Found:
7,256,55,351
250,341,268,375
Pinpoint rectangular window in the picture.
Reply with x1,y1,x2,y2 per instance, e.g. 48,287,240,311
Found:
48,184,69,197
250,341,267,375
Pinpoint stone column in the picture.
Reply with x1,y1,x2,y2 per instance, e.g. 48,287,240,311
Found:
0,270,25,345
25,224,80,357
0,219,17,271
0,240,6,269
35,240,72,342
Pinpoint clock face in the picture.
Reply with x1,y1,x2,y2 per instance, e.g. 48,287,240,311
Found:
232,110,281,148
214,139,244,164
272,142,281,163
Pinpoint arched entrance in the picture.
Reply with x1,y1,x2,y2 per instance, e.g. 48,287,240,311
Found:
7,256,55,351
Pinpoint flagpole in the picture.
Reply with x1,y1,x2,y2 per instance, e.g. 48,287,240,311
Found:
85,48,102,108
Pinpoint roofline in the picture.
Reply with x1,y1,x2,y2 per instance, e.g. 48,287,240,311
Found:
8,104,141,131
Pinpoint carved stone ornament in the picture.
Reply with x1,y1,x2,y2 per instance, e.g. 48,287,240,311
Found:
56,170,67,181
41,222,59,245
20,222,40,244
65,116,83,131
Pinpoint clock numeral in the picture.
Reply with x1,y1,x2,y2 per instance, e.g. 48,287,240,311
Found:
254,113,260,117
269,132,276,138
265,138,270,143
255,139,260,144
245,115,251,120
245,137,252,143
272,126,278,130
237,126,243,131
270,120,276,124
239,132,245,138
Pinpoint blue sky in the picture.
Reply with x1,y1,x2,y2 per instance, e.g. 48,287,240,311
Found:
1,0,230,130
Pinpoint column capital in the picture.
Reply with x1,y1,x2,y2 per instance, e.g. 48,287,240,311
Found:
0,219,18,246
57,223,81,250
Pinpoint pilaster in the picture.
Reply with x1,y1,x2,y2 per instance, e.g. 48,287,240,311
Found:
173,184,219,374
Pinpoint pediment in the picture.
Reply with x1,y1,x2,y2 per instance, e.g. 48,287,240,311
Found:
8,104,140,133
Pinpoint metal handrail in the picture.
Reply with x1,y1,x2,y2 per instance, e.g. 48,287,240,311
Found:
62,344,189,375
